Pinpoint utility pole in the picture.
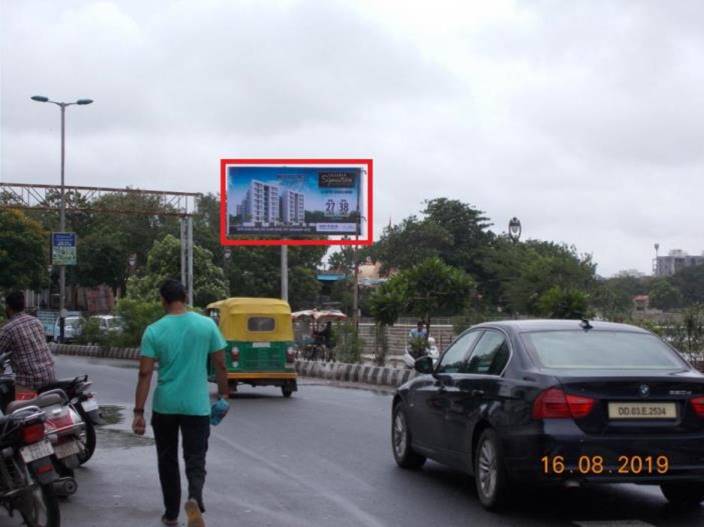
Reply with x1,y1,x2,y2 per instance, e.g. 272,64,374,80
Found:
187,216,194,306
281,245,289,302
180,218,187,287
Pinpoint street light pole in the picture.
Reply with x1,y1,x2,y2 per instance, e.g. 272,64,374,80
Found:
32,95,93,343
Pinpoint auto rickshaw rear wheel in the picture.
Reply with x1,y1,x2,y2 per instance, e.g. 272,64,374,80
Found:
282,385,293,398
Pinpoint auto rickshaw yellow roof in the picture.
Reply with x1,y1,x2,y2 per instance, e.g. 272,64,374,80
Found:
206,297,292,315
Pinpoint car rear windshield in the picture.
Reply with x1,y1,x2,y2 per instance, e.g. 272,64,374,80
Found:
247,317,275,332
522,330,686,370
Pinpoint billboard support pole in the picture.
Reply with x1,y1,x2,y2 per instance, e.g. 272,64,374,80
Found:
281,245,288,302
352,237,359,330
187,216,194,306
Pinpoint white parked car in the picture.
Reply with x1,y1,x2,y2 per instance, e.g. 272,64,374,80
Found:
52,316,85,342
90,315,125,335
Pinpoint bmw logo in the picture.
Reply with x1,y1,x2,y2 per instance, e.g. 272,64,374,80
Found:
639,384,650,398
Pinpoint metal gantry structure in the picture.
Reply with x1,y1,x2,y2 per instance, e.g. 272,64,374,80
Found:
0,182,202,306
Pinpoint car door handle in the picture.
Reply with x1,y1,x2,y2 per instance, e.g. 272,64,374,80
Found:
471,389,485,397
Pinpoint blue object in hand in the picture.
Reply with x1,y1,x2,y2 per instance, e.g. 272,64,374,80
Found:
210,398,230,426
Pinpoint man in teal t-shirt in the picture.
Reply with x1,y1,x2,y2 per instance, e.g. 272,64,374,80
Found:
132,280,229,527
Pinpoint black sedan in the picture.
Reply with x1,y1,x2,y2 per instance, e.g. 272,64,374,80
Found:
391,319,704,509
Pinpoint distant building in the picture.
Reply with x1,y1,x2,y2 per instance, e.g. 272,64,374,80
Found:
239,180,280,224
653,249,704,277
280,189,305,224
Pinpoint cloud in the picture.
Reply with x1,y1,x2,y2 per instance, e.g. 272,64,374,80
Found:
2,0,703,277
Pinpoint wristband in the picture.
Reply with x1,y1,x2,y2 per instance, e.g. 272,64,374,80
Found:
133,408,144,415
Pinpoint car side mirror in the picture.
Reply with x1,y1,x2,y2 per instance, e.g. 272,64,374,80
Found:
414,355,434,374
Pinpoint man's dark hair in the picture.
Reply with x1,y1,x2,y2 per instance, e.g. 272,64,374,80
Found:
417,320,424,326
5,291,25,313
159,279,186,304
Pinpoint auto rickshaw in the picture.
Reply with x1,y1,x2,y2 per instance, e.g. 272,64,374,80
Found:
207,297,297,398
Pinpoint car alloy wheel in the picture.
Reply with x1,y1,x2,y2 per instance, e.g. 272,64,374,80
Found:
391,404,426,469
477,438,498,499
393,411,407,459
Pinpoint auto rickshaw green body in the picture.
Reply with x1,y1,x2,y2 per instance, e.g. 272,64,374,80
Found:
207,297,297,397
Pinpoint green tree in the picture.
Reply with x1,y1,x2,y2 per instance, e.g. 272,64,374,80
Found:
369,279,406,365
126,234,228,307
225,245,326,310
0,209,50,292
672,265,704,306
536,286,590,319
370,216,452,273
648,279,682,311
485,240,595,315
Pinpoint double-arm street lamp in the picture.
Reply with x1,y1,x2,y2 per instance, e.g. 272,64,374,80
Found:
31,95,93,343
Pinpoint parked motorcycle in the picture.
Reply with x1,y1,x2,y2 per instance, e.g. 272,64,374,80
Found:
0,405,60,527
37,375,103,465
402,336,440,369
0,352,85,497
5,390,84,497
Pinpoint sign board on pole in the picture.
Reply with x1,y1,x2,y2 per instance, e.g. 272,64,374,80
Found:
220,159,373,246
51,232,77,266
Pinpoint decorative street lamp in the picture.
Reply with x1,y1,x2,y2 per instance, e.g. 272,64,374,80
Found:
128,253,137,272
32,95,93,343
508,217,522,243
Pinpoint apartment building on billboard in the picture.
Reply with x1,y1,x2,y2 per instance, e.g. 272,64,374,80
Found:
280,189,305,224
653,249,704,277
239,180,280,224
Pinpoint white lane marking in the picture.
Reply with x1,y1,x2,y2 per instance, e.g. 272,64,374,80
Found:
573,521,656,527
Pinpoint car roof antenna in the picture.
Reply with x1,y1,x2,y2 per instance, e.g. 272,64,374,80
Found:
580,319,593,330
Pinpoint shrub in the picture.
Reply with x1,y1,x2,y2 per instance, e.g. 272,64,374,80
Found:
334,321,363,364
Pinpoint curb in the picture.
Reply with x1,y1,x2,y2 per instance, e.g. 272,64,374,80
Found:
49,344,416,389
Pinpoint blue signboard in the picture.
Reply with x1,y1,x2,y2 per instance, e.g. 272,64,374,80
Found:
51,232,77,266
227,166,362,236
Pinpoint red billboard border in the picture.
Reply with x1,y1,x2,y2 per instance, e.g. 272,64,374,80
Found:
220,158,373,246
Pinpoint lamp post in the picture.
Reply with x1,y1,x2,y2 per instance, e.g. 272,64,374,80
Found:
31,95,93,343
508,217,522,244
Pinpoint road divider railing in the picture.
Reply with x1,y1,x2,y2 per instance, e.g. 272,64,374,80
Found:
49,344,417,389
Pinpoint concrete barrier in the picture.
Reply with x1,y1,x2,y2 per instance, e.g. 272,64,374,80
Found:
50,343,417,389
294,360,415,388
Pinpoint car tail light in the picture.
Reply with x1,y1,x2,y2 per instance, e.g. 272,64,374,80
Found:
230,346,239,367
532,388,595,420
286,347,296,363
690,396,704,417
21,423,46,444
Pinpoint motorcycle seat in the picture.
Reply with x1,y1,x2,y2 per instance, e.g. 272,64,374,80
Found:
38,378,80,392
6,390,67,414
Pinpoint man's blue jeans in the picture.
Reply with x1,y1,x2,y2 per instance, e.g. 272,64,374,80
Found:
152,412,210,520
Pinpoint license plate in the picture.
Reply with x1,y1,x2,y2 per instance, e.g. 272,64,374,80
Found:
82,398,99,413
608,402,677,419
20,440,54,463
54,440,81,459
252,342,270,348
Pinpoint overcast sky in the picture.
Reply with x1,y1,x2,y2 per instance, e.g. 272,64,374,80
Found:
2,0,703,277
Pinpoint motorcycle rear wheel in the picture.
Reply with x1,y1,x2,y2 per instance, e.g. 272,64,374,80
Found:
76,413,97,465
18,483,60,527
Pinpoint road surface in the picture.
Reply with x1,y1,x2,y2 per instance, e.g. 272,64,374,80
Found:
4,355,704,526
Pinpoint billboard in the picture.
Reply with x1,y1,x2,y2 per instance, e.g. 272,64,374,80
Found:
220,159,373,246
